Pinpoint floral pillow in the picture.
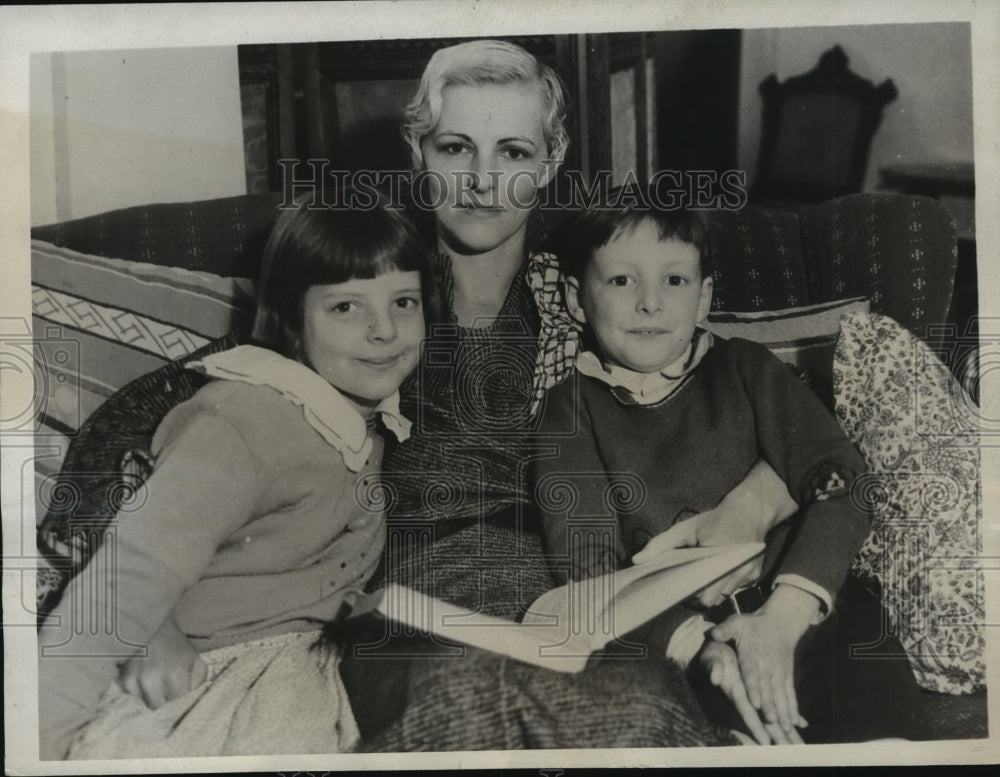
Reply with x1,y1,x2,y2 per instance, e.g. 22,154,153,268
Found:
834,312,984,694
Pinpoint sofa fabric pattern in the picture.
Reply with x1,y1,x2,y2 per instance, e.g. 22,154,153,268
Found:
32,193,285,278
707,205,808,311
802,194,958,344
31,240,256,440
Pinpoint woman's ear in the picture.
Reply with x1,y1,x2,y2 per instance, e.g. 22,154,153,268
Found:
697,276,714,323
564,276,588,325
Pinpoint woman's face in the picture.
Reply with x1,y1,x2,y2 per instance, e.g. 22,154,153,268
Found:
420,82,553,256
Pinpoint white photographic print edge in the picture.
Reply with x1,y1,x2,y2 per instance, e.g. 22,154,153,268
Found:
2,0,998,772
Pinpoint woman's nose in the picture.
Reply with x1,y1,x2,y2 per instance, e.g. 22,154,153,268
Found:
470,153,494,194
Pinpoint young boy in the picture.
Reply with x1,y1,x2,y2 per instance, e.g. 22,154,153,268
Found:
534,198,923,744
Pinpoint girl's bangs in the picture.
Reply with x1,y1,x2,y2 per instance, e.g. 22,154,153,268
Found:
304,210,423,285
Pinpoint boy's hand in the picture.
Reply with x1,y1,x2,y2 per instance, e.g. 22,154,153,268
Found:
631,508,765,607
709,585,816,737
119,617,207,709
697,639,807,745
653,458,797,549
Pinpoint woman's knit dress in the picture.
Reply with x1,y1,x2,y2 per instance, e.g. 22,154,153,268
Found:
339,252,734,750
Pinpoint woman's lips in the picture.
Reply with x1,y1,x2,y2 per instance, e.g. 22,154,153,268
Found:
459,205,504,216
457,198,504,210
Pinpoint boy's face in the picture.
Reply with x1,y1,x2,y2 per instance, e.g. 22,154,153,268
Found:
566,220,713,374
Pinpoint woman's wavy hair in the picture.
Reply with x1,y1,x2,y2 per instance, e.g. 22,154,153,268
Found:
252,190,437,361
402,39,570,170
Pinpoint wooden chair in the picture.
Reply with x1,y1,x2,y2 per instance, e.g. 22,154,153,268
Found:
750,45,898,205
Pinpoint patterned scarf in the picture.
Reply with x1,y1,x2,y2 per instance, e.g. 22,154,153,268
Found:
526,252,582,418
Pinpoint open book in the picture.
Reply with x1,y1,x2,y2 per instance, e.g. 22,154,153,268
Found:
350,542,764,673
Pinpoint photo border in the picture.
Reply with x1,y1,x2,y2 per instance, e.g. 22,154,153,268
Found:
3,1,998,772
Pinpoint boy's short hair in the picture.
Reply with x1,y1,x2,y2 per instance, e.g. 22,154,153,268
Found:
558,188,712,283
402,39,569,169
252,190,436,361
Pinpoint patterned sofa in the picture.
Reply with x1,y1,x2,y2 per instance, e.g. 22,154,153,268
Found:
29,191,986,743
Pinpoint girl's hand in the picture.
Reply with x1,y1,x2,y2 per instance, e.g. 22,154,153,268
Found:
119,618,207,709
709,585,816,737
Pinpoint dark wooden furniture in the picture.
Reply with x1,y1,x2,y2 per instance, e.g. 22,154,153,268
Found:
879,161,974,199
237,34,659,193
751,45,898,204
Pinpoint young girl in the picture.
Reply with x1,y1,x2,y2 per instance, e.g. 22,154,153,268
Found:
37,192,430,759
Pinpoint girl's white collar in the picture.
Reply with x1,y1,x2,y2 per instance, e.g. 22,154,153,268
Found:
187,345,411,472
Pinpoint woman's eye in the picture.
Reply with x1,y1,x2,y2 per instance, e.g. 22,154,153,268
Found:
331,301,356,313
439,142,469,156
395,296,421,310
502,146,532,162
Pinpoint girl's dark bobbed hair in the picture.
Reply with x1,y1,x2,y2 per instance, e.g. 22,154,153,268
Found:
252,189,437,360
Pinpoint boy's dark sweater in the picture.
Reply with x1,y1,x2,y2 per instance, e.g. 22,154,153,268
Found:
535,337,870,648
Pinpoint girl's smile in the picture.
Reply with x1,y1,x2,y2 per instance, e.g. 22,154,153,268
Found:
302,271,424,415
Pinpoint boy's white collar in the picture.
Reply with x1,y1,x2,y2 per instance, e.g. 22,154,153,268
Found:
187,345,411,471
576,330,714,405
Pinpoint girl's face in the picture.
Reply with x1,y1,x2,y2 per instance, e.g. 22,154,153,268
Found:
302,270,424,415
421,82,553,256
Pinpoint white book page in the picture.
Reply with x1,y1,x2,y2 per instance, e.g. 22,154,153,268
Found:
523,544,749,626
379,583,591,672
523,544,764,637
607,543,764,636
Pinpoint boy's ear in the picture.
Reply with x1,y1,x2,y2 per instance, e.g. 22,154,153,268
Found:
564,276,588,325
697,276,714,323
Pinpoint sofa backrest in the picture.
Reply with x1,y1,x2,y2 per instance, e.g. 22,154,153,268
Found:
709,194,957,335
32,192,286,279
708,205,809,311
32,191,958,341
801,193,958,339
